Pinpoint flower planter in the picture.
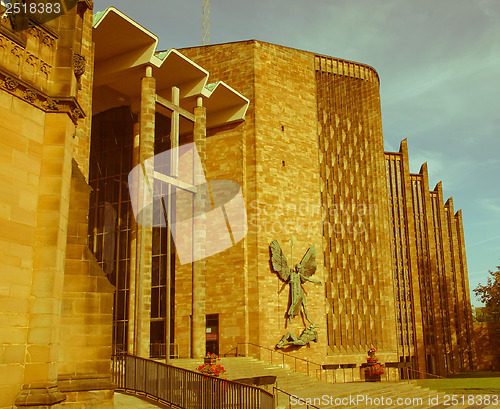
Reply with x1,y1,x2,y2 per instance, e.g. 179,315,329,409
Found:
204,357,217,365
364,348,383,382
198,355,226,377
364,363,383,382
365,372,381,382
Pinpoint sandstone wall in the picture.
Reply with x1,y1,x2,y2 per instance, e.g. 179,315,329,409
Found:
0,3,114,407
0,89,46,408
181,41,396,367
178,41,256,359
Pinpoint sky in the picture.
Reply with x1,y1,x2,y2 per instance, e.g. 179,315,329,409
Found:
93,0,500,305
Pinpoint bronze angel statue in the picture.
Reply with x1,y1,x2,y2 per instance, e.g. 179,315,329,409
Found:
270,239,322,325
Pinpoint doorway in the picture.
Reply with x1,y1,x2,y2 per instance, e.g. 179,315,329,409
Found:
206,314,219,356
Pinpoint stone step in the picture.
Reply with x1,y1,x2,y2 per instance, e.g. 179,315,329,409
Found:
169,357,488,409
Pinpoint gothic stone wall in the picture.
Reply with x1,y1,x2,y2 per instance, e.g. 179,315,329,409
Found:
0,3,114,408
0,87,47,408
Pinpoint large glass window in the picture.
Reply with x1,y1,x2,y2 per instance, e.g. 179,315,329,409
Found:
89,106,134,353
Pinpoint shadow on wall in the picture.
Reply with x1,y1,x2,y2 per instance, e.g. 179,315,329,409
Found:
474,322,500,371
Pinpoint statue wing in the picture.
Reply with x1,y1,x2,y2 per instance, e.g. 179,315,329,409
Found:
297,245,317,279
270,240,290,281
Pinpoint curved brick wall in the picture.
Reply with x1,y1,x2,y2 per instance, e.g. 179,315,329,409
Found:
316,56,396,356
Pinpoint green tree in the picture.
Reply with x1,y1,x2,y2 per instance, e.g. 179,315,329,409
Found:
474,265,500,322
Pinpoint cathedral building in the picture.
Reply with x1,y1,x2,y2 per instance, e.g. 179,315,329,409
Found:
0,3,474,408
178,40,475,376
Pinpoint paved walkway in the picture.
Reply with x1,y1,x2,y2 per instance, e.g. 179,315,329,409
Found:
114,392,167,408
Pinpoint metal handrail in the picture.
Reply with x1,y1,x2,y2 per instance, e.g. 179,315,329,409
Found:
234,344,448,384
235,342,326,381
149,343,180,359
273,387,320,409
401,368,457,393
383,364,446,382
395,367,452,393
407,368,445,379
112,352,275,409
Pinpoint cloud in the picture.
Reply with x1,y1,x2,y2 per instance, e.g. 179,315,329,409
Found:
479,0,500,18
480,198,500,216
383,140,397,152
468,234,500,247
406,149,475,191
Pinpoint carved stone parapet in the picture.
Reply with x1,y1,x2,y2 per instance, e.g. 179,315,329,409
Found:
1,30,53,85
10,44,22,58
0,70,84,124
28,25,40,39
23,87,37,103
2,75,19,90
42,97,59,111
42,34,55,47
30,20,57,49
40,62,51,77
57,98,85,124
25,52,39,68
25,20,57,63
0,25,20,43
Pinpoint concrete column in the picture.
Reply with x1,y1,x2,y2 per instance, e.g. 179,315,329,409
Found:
435,183,459,372
399,140,426,375
128,121,140,354
135,67,156,357
455,210,476,370
191,100,207,359
421,164,446,376
15,114,75,407
445,198,463,371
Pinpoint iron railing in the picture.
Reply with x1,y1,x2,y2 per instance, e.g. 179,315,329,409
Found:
233,343,326,381
408,369,460,394
231,344,423,383
150,343,180,359
112,353,275,409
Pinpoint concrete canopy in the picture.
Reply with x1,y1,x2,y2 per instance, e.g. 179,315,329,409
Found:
92,7,249,133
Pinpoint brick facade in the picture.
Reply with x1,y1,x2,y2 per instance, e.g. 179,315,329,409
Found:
180,40,475,374
179,41,400,367
385,143,475,376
